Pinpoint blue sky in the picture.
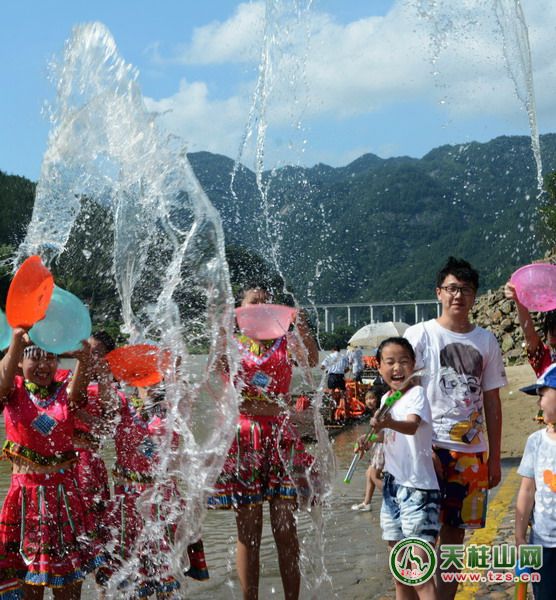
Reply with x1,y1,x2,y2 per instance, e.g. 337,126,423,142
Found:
2,0,556,181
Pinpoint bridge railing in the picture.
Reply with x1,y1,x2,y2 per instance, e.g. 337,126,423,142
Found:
301,299,441,333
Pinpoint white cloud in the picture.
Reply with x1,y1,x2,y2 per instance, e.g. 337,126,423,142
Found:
303,5,433,117
175,2,265,64
145,78,249,159
145,0,556,166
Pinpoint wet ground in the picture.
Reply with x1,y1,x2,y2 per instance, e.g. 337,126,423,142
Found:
84,437,527,599
185,422,391,600
0,361,537,598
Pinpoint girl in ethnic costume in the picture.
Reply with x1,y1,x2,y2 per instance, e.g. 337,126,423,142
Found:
73,332,118,521
208,288,319,600
97,381,208,597
0,328,103,600
73,332,123,598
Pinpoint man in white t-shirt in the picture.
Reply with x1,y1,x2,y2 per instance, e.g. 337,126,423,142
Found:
404,257,507,599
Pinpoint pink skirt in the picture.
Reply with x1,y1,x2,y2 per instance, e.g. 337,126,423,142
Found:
97,479,208,595
0,469,104,592
74,448,111,543
208,413,317,509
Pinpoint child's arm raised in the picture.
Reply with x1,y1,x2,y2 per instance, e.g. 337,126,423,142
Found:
288,310,319,368
371,412,421,436
66,341,92,409
0,328,28,405
504,282,541,354
515,476,535,547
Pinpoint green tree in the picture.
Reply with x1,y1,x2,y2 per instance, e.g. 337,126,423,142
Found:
319,324,357,350
539,170,556,252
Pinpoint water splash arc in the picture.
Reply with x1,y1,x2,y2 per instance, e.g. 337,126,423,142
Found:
231,1,335,597
19,21,239,596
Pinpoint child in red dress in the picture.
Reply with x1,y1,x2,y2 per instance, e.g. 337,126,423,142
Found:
97,381,208,597
0,329,103,600
208,287,319,600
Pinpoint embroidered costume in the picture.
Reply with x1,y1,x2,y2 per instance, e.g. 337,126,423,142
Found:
73,382,114,545
208,335,315,509
528,340,555,377
0,372,103,597
97,395,208,596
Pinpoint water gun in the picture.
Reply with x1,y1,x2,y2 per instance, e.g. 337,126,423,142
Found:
343,369,424,484
514,560,531,600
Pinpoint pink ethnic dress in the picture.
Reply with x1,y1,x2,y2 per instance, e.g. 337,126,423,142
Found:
72,382,113,543
0,372,103,597
97,394,208,596
208,334,315,509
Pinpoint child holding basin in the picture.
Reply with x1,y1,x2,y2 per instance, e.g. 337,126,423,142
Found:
208,287,319,600
96,359,209,597
0,329,104,600
504,281,556,376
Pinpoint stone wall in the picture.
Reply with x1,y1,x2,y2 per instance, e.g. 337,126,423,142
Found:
470,287,536,365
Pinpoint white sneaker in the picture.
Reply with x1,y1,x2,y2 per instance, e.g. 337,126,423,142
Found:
351,502,371,511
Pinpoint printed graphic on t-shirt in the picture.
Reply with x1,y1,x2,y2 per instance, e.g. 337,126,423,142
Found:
437,342,484,446
543,469,556,493
384,429,396,444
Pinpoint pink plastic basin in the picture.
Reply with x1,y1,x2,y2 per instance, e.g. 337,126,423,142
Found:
235,304,297,340
510,263,556,312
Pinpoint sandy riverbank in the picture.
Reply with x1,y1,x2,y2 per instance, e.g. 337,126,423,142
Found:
499,363,542,458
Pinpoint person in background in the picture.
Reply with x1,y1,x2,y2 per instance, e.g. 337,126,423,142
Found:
97,379,209,596
347,345,364,383
321,344,349,391
516,363,556,600
351,388,385,512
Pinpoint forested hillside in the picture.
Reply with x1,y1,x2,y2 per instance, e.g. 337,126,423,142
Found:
190,134,556,303
1,133,554,318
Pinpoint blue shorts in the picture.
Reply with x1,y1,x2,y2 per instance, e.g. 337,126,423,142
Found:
380,472,441,543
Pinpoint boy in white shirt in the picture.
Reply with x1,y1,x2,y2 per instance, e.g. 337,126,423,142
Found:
516,363,556,600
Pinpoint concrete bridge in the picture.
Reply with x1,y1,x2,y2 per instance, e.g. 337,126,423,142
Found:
303,299,441,333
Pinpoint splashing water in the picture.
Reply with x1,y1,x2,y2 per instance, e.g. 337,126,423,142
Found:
230,1,336,597
415,0,543,196
413,0,545,266
493,0,543,196
20,22,239,597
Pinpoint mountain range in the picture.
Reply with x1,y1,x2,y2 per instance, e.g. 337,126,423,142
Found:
189,133,556,303
1,133,554,310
